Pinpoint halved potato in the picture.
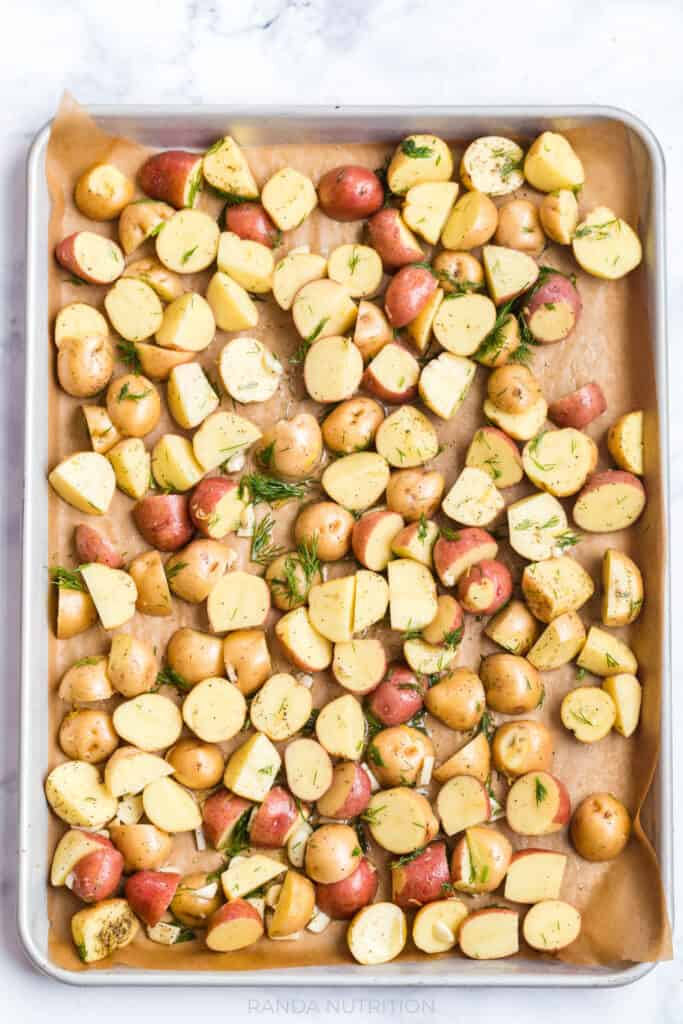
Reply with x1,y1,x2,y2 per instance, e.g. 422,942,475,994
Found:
483,245,539,305
316,694,366,761
223,732,281,802
419,352,476,420
573,470,646,532
441,190,498,251
104,278,163,342
466,426,523,488
327,243,383,298
221,854,286,900
353,569,390,633
461,136,524,196
261,167,317,230
291,279,357,341
113,693,182,751
523,132,584,192
134,343,193,381
48,452,116,516
122,257,184,303
522,556,594,623
105,747,174,797
483,396,548,442
433,292,497,356
484,599,539,656
273,252,327,310
347,902,407,965
206,272,258,331
412,899,468,954
459,908,519,960
207,571,270,633
107,438,150,500
522,899,581,952
142,776,201,832
218,337,282,405
167,362,219,430
155,208,219,274
182,677,247,742
308,575,356,643
577,626,637,677
304,336,363,403
403,638,456,675
561,686,616,743
607,410,644,474
54,302,108,348
387,134,453,194
249,673,312,741
80,563,137,630
402,182,459,244
192,410,261,471
45,760,118,829
375,406,439,468
366,788,437,853
284,738,333,801
275,607,333,672
572,206,642,280
321,452,390,510
527,611,586,671
156,291,215,352
217,231,274,293
442,467,504,527
523,429,597,497
507,491,569,561
601,548,644,627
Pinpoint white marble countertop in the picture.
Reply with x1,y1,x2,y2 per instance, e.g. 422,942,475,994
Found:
1,0,681,1019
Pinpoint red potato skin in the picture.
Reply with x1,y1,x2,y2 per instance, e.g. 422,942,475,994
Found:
124,870,181,927
391,841,450,909
433,528,499,587
422,594,464,645
248,787,298,848
138,151,202,209
317,165,384,222
384,266,438,328
578,469,645,501
71,845,125,903
362,352,419,404
133,494,194,552
55,233,114,285
189,477,240,538
208,897,262,930
367,209,423,269
549,383,607,429
366,664,424,726
74,524,124,569
524,274,582,343
457,559,512,615
316,762,372,819
223,202,280,247
315,857,378,919
202,790,252,849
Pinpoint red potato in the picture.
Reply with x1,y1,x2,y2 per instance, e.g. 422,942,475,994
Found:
74,524,123,569
249,787,298,848
504,849,567,903
317,165,384,222
316,761,372,819
189,476,245,539
70,845,124,904
506,772,571,836
422,594,464,646
133,493,194,551
573,470,646,532
391,841,450,909
549,382,607,429
456,559,512,615
223,201,280,247
351,508,404,571
367,208,424,268
202,789,252,849
206,899,264,952
367,665,424,727
362,342,420,403
524,273,582,344
138,150,203,209
55,232,125,285
384,265,438,328
433,527,498,587
353,300,393,362
459,908,519,960
315,858,378,919
124,869,181,927
450,826,512,895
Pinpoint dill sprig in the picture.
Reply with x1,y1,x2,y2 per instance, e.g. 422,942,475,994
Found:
268,538,321,604
50,566,86,591
250,513,284,566
156,665,192,692
239,474,310,505
116,339,142,373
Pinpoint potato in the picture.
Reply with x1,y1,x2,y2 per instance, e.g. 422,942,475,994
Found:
492,719,553,779
59,709,118,763
523,899,581,952
480,653,543,715
55,231,125,285
367,665,423,727
217,337,282,405
261,166,317,229
522,556,594,623
128,874,179,929
118,201,175,257
284,738,333,802
402,181,459,244
327,243,383,299
266,548,322,611
57,334,114,398
106,374,161,438
113,692,182,752
49,451,116,516
387,558,437,630
81,563,137,630
386,468,444,521
603,673,642,738
220,852,286,900
45,761,117,829
602,548,643,627
406,285,443,353
152,434,204,491
166,738,224,790
217,230,274,293
387,134,453,194
275,607,332,672
291,506,350,566
434,732,490,785
138,148,203,207
107,438,150,500
165,627,223,686
384,265,438,329
451,825,512,895
577,625,637,677
461,136,524,195
347,903,407,965
268,869,316,938
224,201,279,248
255,412,322,479
72,524,121,570
71,899,139,963
352,569,390,633
433,292,497,356
419,352,476,420
205,898,263,951
483,245,539,306
155,208,219,274
133,343,194,381
570,792,631,861
485,599,539,656
143,776,202,833
483,396,548,442
133,493,194,551
495,199,545,257
81,405,121,455
353,299,393,362
202,136,258,198
436,775,491,837
368,725,434,789
292,279,357,341
524,131,584,192
504,848,567,904
367,208,424,268
223,732,281,802
55,302,108,348
156,291,216,352
607,410,644,474
321,451,390,510
56,587,98,639
190,477,245,539
561,685,616,743
272,251,327,310
105,278,164,344
332,638,387,696
108,822,172,872
305,824,361,884
466,426,522,488
487,363,542,416
420,593,463,645
457,559,512,615
539,189,579,245
192,410,261,472
182,677,247,743
320,399,383,457
412,898,468,954
460,908,520,960
170,872,223,928
316,858,378,921
524,273,582,345
527,611,586,671
506,771,571,836
362,342,420,404
305,335,364,403
317,164,384,221
507,491,569,561
375,406,439,468
165,539,233,604
250,673,312,741
391,517,439,566
316,693,366,760
548,382,607,430
441,191,497,252
425,668,485,731
573,470,646,532
207,571,270,633
167,362,219,429
390,841,450,910
572,206,642,279
365,788,438,854
108,633,158,697
58,655,112,703
73,161,133,220
442,467,504,527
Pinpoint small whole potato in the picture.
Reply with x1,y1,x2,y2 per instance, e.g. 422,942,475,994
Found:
539,189,579,246
487,364,542,414
171,871,224,927
266,550,323,611
166,738,224,789
106,373,161,437
133,494,194,552
570,792,632,862
165,540,233,604
167,628,224,686
317,165,384,222
109,823,173,872
432,250,484,292
425,669,485,731
384,265,438,328
321,397,385,455
58,656,113,703
58,709,119,763
57,335,114,398
108,634,158,698
492,720,554,777
369,725,435,788
74,163,135,221
255,413,323,480
494,199,545,256
480,654,544,714
386,469,445,521
294,502,354,562
222,629,272,696
304,823,362,884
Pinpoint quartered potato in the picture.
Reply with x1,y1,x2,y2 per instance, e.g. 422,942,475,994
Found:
419,352,476,420
167,362,219,429
113,693,183,752
466,426,523,488
522,556,594,623
316,694,366,760
363,342,420,403
192,409,261,471
49,451,116,515
308,575,356,642
601,548,644,626
388,558,438,630
182,677,247,742
217,231,274,293
107,438,150,500
284,738,333,802
206,271,259,331
46,761,118,829
82,406,121,455
353,569,390,633
527,611,586,671
483,396,548,442
81,563,137,630
156,208,220,274
71,899,139,963
143,776,202,833
152,434,204,491
387,134,453,194
272,251,327,310
292,279,357,341
403,637,456,676
55,302,109,348
104,278,163,342
485,599,539,656
249,673,312,741
461,136,525,195
105,747,174,798
572,206,642,280
321,452,390,510
327,243,383,298
483,245,539,305
539,189,579,245
603,673,642,737
207,571,271,633
524,132,584,193
304,336,363,403
261,167,317,230
441,190,498,251
223,732,281,802
218,337,283,404
442,467,504,527
407,286,443,353
156,291,216,352
433,292,497,356
202,136,259,198
607,410,644,474
561,686,616,743
507,491,570,561
522,429,598,497
275,607,333,672
402,181,459,244
577,625,637,677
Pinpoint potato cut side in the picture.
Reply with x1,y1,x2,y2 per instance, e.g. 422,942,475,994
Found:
192,410,261,471
122,257,183,303
441,190,497,251
375,406,439,468
353,569,389,633
332,637,387,694
572,206,641,280
433,732,491,785
80,563,137,630
291,279,357,341
261,167,317,230
403,637,456,676
387,134,453,194
217,231,274,293
167,362,219,429
442,466,504,527
347,902,407,965
364,342,420,402
129,550,173,617
308,575,356,643
327,243,383,298
419,352,476,420
506,772,568,836
206,271,259,331
574,470,647,533
366,788,436,853
507,491,569,561
249,673,312,741
56,588,98,639
107,438,150,500
152,434,203,491
459,908,519,960
607,410,644,474
50,829,108,886
577,625,637,677
524,132,584,192
55,302,108,347
223,732,281,802
504,850,567,904
461,136,525,196
436,775,490,836
182,677,247,742
207,571,270,633
483,396,548,442
304,336,363,403
104,278,163,342
527,611,586,671
412,898,468,953
45,761,118,829
402,181,459,244
321,452,390,510
71,899,139,963
315,694,366,761
484,599,539,655
560,686,616,743
388,559,438,630
155,292,215,352
275,607,333,672
49,451,116,515
142,776,201,832
523,899,581,952
433,293,497,356
522,429,597,497
104,747,174,797
202,136,258,198
218,337,282,405
113,693,182,752
522,556,594,623
466,426,522,488
407,286,443,352
273,252,327,310
82,405,121,455
284,738,333,801
221,853,286,900
483,245,539,305
156,208,219,273
134,343,194,381
603,673,642,737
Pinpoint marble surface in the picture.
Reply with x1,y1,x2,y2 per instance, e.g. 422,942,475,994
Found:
1,0,682,1018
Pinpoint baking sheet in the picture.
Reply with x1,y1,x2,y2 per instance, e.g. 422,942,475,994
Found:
34,96,671,978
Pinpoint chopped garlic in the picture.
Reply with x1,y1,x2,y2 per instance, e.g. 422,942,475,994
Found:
265,883,282,908
194,827,207,852
237,502,255,537
361,764,381,792
433,920,455,944
418,755,434,787
306,907,331,934
287,820,313,867
298,673,314,689
225,450,246,473
147,921,182,945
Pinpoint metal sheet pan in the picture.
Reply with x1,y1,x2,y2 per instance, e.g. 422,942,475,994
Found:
18,106,672,987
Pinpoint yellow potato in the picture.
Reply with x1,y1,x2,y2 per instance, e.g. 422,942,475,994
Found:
406,287,443,352
539,190,579,245
291,279,357,341
522,429,598,497
527,611,586,671
603,674,642,737
45,761,117,829
442,466,504,527
75,163,134,220
387,134,453,194
483,396,548,442
207,571,270,633
218,337,282,405
104,747,174,797
202,136,258,198
128,551,173,617
107,438,150,499
572,206,642,280
441,190,498,250
122,257,184,302
523,132,584,192
375,406,439,468
327,243,383,298
461,136,525,196
192,410,261,471
155,208,219,274
57,335,114,398
108,633,158,697
607,410,644,474
59,709,118,763
81,563,137,630
402,182,459,244
507,491,569,561
601,548,644,627
522,556,595,623
48,451,116,515
484,599,539,655
275,607,333,672
413,899,468,954
71,900,138,963
321,451,390,510
55,302,108,348
560,686,616,743
182,677,247,742
167,362,219,429
156,292,216,352
223,732,281,802
82,405,121,455
152,434,204,491
58,655,113,702
142,776,202,833
217,231,274,293
261,167,317,230
347,903,407,965
577,626,637,677
104,278,163,342
113,693,182,751
388,558,438,630
249,673,312,741
308,575,356,642
433,292,497,356
483,245,539,305
272,251,327,310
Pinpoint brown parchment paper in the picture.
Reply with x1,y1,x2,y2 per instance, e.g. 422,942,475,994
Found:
43,95,671,974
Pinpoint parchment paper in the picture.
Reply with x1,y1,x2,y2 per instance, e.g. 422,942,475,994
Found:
43,95,671,973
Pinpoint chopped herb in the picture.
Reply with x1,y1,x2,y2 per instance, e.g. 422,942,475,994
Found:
498,154,524,179
476,709,496,743
554,530,581,552
605,652,618,668
443,626,463,649
76,941,88,962
165,560,188,582
527,433,555,473
351,846,361,857
118,382,151,402
401,139,433,159
72,656,102,667
204,138,225,157
367,742,385,768
156,665,192,692
354,820,369,853
576,666,587,681
571,708,595,727
249,513,284,566
239,474,310,505
535,776,548,805
302,708,320,735
440,881,456,896
417,514,429,542
181,245,198,265
187,169,203,208
361,804,385,826
257,764,275,775
574,219,618,240
348,247,361,274
304,318,330,344
256,441,276,469
391,847,426,869
116,338,142,373
222,807,251,856
402,626,423,642
49,566,85,591
364,707,384,739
